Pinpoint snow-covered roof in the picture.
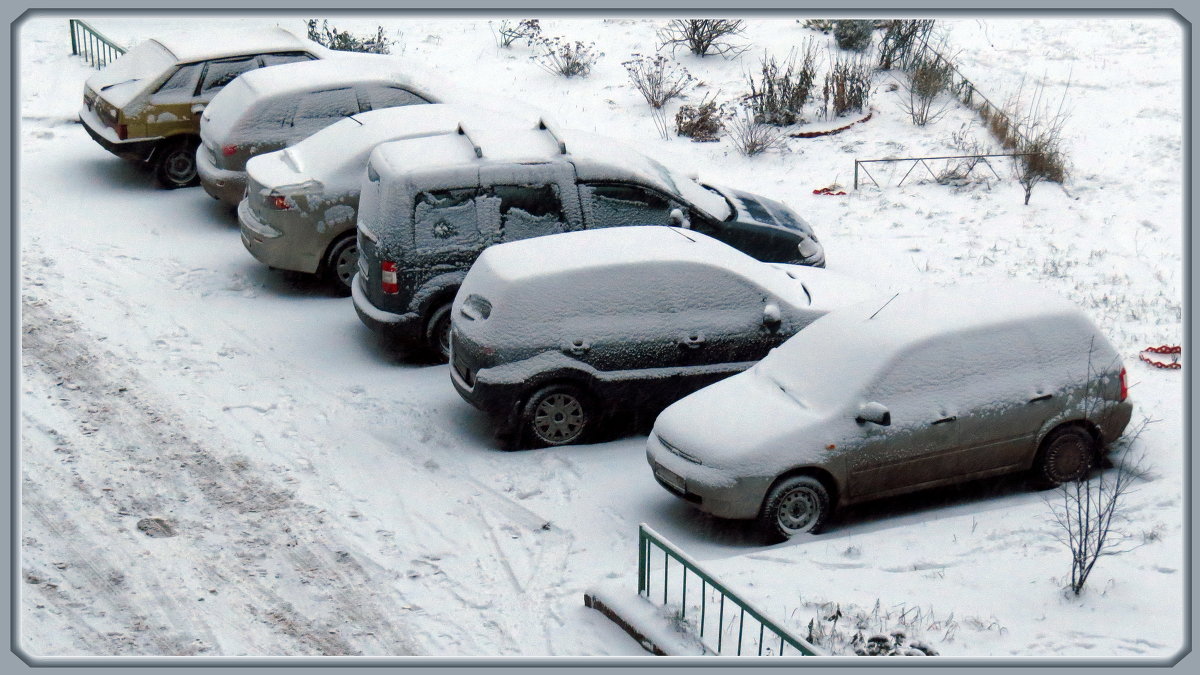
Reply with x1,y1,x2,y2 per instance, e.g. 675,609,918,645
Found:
152,27,317,64
233,57,430,100
471,226,759,285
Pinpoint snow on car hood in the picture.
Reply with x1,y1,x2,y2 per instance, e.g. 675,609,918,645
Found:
653,367,826,474
705,184,816,236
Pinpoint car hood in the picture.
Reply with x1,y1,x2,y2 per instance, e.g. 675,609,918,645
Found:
652,367,828,473
704,184,816,237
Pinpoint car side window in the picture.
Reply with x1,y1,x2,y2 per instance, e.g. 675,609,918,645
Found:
294,87,362,121
199,56,259,94
413,189,481,249
361,85,431,112
153,62,203,98
486,184,567,242
259,52,317,67
581,182,681,229
866,342,966,425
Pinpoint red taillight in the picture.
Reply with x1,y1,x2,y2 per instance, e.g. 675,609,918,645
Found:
267,194,292,210
1119,367,1128,402
222,144,238,157
381,261,399,295
116,123,128,140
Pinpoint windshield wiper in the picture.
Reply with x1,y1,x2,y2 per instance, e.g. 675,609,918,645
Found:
100,78,141,91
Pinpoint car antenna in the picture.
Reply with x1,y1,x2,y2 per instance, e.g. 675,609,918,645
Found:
666,226,695,242
868,293,900,320
342,112,363,126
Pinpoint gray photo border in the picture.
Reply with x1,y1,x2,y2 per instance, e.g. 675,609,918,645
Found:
4,0,1194,672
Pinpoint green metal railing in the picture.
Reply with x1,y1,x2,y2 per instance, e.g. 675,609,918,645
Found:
69,19,126,69
637,523,823,656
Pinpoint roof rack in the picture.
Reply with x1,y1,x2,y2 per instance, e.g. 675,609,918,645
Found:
456,123,483,158
537,118,568,155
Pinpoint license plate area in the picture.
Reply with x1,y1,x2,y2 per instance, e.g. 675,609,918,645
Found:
655,464,686,493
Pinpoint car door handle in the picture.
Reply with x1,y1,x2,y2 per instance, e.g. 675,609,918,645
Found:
679,335,706,349
931,416,957,425
1028,394,1053,403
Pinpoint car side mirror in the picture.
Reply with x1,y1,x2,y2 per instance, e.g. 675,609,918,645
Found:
669,208,690,229
190,103,206,115
763,303,781,326
855,402,891,426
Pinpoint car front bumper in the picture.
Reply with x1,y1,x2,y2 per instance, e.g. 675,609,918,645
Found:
198,148,249,206
646,433,773,520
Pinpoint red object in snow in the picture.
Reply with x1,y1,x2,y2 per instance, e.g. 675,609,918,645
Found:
813,187,847,196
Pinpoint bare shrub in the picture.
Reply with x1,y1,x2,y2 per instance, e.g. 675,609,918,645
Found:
1047,420,1152,596
936,125,990,185
898,51,955,126
530,36,602,78
622,53,696,108
822,54,872,118
675,93,729,141
492,19,541,48
306,20,391,54
727,108,786,155
877,19,935,70
657,19,748,58
744,43,819,126
1006,80,1070,204
801,19,836,34
833,19,874,52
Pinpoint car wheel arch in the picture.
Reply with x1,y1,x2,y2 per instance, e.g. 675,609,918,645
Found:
761,466,840,515
1035,418,1104,461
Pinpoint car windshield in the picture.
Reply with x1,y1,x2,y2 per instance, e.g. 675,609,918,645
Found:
756,322,886,412
645,157,732,222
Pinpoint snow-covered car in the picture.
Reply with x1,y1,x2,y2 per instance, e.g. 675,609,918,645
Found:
449,226,876,448
79,27,324,189
199,58,441,206
238,105,550,293
352,121,827,361
647,284,1134,540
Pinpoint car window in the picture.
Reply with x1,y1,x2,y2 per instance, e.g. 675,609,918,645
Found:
581,182,681,229
260,52,317,67
295,87,362,121
153,62,203,98
865,341,966,424
362,85,430,111
200,56,259,93
486,184,567,242
413,189,481,250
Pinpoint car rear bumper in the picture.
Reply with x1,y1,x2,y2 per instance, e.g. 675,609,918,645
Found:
198,149,248,205
238,199,325,274
449,345,525,433
351,272,422,344
79,105,159,162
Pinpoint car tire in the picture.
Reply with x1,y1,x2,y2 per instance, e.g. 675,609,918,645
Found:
759,475,831,541
521,383,594,448
1031,425,1096,489
153,137,200,189
424,303,453,363
322,235,357,296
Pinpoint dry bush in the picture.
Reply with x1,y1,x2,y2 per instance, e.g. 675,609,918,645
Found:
727,108,786,155
822,54,872,118
657,19,749,58
305,20,391,54
744,42,819,126
900,52,955,126
937,125,990,185
493,19,541,48
834,19,874,52
1006,80,1070,203
623,53,696,108
675,93,729,141
530,36,602,77
801,19,836,34
877,19,935,70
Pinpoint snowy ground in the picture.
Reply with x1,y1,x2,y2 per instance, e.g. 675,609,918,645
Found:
16,13,1186,660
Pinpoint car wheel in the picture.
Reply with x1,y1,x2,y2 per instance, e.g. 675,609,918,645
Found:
760,475,831,540
522,384,593,448
424,303,453,363
154,137,200,189
1031,425,1096,489
322,235,357,296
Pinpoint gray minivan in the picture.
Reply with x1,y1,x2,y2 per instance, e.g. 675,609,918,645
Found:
352,122,827,360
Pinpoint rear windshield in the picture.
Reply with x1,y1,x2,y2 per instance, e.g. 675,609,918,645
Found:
200,77,264,143
100,40,177,86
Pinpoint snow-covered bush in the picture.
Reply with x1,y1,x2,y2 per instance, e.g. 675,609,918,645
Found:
657,19,748,58
622,53,696,109
727,108,785,155
675,93,728,141
801,19,836,34
822,55,872,118
493,19,541,48
305,20,391,54
834,19,874,52
744,43,818,126
877,19,935,70
902,52,955,126
530,36,602,77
